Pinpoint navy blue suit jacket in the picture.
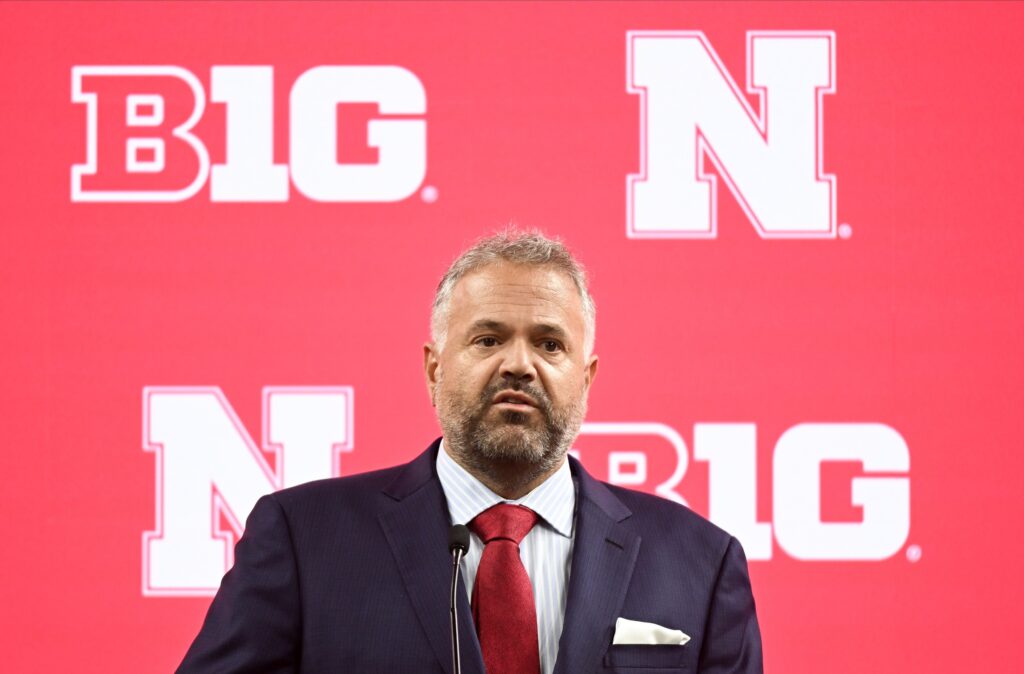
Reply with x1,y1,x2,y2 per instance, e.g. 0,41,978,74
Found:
178,440,762,673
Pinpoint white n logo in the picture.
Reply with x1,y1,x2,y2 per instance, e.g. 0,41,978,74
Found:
142,386,353,596
627,31,836,238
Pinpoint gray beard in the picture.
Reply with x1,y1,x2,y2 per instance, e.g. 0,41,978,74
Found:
437,376,586,495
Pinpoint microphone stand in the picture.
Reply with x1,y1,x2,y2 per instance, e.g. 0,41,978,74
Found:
450,545,465,674
448,524,469,674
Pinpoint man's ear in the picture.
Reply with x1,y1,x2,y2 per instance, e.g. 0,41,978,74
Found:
424,342,441,406
583,353,599,392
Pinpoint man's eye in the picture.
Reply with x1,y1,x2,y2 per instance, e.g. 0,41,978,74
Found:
477,337,498,347
541,340,562,353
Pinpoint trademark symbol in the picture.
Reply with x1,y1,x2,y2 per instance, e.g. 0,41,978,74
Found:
420,185,438,203
906,544,922,563
838,223,852,239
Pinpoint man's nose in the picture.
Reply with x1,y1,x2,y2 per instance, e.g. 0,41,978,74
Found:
498,338,536,382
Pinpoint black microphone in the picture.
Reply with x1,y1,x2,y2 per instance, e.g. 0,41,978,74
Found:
448,524,470,674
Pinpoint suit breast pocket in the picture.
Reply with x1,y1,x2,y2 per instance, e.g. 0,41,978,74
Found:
602,644,689,672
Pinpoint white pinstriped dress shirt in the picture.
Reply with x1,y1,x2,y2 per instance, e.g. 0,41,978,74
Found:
436,441,576,674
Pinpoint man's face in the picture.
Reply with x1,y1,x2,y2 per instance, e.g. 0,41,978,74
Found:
424,262,598,489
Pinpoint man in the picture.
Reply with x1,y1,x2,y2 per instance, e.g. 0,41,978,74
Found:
178,231,762,673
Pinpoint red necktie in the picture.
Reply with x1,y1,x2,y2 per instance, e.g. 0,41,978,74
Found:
469,504,540,674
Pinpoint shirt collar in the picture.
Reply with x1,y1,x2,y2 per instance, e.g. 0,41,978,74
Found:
436,439,575,538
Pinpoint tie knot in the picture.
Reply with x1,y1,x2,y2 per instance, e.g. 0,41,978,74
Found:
470,504,539,545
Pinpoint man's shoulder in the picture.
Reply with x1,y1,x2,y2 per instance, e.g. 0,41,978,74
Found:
242,461,419,544
265,442,438,512
602,481,736,556
267,462,406,509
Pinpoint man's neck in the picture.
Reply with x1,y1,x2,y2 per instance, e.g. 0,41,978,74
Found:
442,443,566,500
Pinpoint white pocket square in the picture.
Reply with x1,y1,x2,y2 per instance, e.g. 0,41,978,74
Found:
613,617,690,646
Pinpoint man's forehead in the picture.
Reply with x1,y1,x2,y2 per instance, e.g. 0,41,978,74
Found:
468,317,570,336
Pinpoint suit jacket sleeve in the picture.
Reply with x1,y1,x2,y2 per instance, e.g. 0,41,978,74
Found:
177,494,301,673
698,536,763,673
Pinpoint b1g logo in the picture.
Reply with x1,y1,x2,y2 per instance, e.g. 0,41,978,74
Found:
143,387,910,596
627,31,837,238
71,65,426,202
574,422,910,563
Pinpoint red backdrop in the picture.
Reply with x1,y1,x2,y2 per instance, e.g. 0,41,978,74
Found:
2,1,1022,671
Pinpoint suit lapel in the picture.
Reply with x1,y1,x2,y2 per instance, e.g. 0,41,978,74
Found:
553,458,641,674
378,442,485,674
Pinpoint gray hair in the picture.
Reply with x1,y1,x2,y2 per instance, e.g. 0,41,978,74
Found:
431,229,596,355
